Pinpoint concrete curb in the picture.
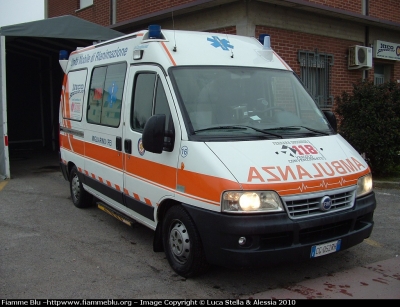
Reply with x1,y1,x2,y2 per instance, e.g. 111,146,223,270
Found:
373,181,400,189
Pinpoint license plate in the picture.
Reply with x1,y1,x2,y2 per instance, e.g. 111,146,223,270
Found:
310,239,341,258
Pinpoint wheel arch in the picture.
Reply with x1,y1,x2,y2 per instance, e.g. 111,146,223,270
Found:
66,161,76,179
153,198,182,252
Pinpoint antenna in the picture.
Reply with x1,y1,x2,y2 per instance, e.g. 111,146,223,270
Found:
172,11,177,52
225,31,234,58
225,33,233,59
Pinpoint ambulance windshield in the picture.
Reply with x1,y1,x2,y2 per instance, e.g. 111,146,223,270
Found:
170,66,333,138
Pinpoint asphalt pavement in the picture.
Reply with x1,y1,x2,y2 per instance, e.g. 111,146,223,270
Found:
1,150,399,299
240,256,400,299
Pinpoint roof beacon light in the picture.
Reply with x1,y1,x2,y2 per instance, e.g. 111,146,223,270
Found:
262,35,271,50
148,25,162,39
258,34,273,62
59,50,69,73
59,50,69,60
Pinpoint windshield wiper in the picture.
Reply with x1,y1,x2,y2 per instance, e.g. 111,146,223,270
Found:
266,126,329,135
194,125,283,138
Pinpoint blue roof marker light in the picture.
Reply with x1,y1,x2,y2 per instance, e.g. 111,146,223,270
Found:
258,34,272,50
59,50,69,73
148,25,162,39
257,34,273,62
59,50,69,60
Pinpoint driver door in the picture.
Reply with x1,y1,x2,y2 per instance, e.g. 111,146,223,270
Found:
122,65,179,228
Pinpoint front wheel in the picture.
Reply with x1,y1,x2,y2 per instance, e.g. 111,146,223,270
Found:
69,166,92,208
162,205,209,277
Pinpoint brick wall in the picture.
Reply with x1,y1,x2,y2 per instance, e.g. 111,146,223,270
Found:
48,0,110,26
48,1,400,27
49,0,198,25
369,0,400,23
306,0,400,23
206,26,237,34
78,0,110,26
394,62,400,81
255,26,365,106
48,0,78,17
305,0,362,14
116,0,196,23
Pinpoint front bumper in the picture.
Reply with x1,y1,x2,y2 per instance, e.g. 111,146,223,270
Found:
183,192,376,268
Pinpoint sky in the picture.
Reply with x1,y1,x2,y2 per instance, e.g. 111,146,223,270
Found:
0,0,45,27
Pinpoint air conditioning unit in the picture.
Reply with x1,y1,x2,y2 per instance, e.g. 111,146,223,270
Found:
348,45,373,70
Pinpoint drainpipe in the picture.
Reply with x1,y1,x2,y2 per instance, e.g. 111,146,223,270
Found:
110,0,117,25
363,0,369,80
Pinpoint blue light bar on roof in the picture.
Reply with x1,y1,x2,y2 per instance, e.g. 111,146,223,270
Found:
148,25,162,39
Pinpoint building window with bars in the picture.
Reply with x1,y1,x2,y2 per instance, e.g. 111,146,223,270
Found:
374,63,392,85
298,50,334,109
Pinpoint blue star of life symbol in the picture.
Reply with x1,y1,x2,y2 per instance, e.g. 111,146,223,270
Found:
107,82,118,107
207,36,234,51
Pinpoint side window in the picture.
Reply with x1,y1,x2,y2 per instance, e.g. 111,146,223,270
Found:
132,73,156,131
154,78,173,131
63,69,88,121
87,62,126,127
131,73,173,132
87,66,106,124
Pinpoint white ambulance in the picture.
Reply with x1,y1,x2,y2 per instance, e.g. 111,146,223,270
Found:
58,25,376,277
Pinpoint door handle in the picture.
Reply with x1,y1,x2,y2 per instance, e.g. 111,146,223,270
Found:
116,137,122,151
124,139,132,154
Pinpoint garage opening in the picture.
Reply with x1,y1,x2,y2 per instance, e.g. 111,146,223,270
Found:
0,15,123,179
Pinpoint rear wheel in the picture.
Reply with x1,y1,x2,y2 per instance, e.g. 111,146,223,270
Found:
69,166,92,208
162,205,209,277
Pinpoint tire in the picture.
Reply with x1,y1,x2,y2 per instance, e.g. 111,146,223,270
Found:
162,205,210,277
69,165,92,208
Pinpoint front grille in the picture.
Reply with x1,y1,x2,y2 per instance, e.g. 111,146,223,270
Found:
299,220,352,244
282,186,356,219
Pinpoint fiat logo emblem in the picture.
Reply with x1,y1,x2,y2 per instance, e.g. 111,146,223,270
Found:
320,196,332,211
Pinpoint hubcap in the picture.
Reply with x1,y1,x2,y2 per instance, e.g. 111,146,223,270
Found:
169,220,190,264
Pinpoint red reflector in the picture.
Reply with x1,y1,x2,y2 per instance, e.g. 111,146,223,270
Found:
4,135,8,146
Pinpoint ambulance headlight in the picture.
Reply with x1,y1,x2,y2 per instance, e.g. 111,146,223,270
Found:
222,191,284,213
356,173,373,197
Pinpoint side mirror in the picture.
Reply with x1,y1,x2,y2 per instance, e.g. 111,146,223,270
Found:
323,110,337,133
142,114,166,154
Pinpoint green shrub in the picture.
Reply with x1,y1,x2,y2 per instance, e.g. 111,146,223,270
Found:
335,80,400,176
